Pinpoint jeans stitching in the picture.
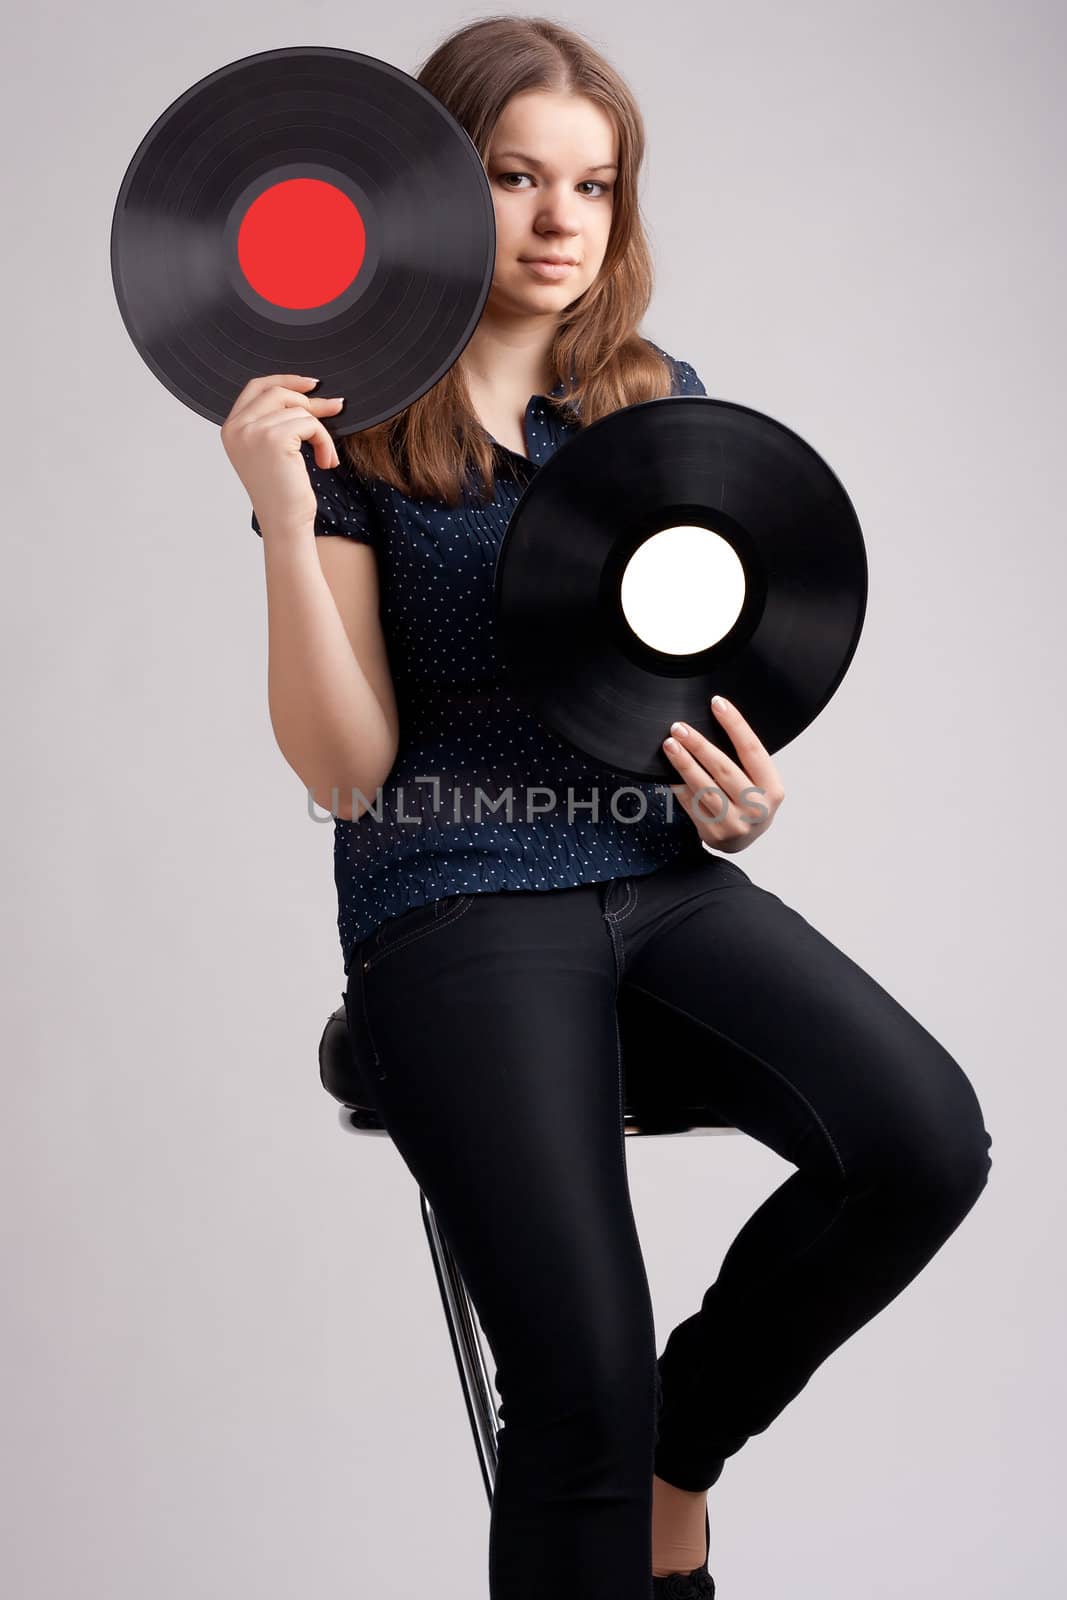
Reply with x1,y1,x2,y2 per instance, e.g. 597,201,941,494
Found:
613,881,641,926
612,1002,626,1141
624,980,850,1183
605,906,626,1143
604,879,635,925
351,954,383,1079
362,894,475,971
602,882,627,988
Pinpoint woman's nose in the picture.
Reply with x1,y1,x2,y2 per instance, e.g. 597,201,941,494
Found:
536,189,582,233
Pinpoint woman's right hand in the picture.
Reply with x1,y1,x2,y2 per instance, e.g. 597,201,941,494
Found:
220,373,346,535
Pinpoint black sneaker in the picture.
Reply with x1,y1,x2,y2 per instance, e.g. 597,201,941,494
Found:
651,1507,716,1597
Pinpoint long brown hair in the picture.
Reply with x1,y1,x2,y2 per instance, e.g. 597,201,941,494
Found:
342,14,680,507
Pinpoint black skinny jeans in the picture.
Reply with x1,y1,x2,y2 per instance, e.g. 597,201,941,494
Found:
342,846,992,1599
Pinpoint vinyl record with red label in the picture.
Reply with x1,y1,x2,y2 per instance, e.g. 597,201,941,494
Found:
110,46,496,433
494,395,868,781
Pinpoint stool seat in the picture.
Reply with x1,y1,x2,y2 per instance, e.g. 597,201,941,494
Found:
319,992,741,1506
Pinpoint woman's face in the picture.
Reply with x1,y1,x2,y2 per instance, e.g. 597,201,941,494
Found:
483,90,619,315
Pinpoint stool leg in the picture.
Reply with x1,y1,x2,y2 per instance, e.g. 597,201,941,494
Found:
420,1190,500,1507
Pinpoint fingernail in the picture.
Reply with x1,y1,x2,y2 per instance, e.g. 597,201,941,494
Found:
712,695,729,710
670,721,690,738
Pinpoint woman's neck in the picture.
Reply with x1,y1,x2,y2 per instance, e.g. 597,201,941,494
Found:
460,314,559,400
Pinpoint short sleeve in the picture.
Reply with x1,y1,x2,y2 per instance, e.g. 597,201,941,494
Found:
671,358,707,397
642,337,707,399
251,440,376,543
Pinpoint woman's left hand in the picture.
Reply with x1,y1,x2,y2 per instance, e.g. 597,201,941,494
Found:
662,695,785,854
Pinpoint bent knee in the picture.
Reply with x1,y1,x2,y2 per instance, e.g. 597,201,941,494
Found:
934,1119,992,1209
882,1100,992,1215
855,1049,992,1211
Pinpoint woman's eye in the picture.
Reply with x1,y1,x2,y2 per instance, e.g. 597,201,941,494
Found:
497,172,610,197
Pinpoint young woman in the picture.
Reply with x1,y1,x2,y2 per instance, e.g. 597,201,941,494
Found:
222,16,992,1600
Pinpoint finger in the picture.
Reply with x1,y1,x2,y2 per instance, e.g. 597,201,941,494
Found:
662,738,731,821
710,696,781,793
664,727,746,808
228,373,321,423
236,383,345,426
258,407,341,470
668,780,734,836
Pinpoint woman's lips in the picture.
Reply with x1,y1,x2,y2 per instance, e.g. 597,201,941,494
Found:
521,260,576,279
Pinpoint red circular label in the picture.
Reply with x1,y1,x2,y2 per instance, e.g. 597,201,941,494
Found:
237,178,367,309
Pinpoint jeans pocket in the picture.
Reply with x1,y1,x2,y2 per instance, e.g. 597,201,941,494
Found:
360,892,475,974
602,876,635,923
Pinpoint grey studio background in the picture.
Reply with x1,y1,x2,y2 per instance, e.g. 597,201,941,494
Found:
3,2,1063,1596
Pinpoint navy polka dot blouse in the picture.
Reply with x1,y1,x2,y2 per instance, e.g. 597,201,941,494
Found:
252,339,709,973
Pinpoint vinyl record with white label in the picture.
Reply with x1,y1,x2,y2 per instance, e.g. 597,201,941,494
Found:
494,395,867,781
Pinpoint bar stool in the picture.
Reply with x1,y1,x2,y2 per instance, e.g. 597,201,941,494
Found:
318,983,740,1508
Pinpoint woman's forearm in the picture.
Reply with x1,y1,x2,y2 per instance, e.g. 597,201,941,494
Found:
259,526,396,819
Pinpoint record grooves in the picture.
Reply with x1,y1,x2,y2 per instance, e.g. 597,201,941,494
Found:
494,396,867,781
110,46,496,433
